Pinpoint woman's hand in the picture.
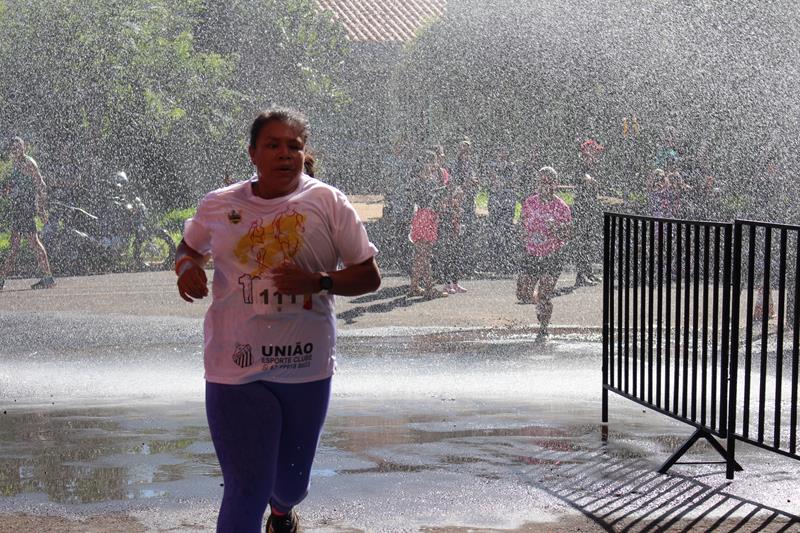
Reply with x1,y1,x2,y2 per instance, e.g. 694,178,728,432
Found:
271,262,318,295
271,257,381,297
177,259,208,302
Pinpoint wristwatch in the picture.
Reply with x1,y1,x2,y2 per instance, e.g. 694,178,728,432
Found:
319,273,333,295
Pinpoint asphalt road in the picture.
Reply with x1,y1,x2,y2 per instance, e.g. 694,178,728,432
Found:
0,271,798,532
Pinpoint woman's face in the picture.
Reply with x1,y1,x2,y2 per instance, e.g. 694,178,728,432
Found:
537,176,555,196
248,120,305,195
9,139,23,159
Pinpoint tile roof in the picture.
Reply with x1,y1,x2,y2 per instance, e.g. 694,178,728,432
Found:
316,0,447,43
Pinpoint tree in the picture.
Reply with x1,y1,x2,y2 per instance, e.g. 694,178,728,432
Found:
0,0,238,209
0,0,351,212
392,0,800,203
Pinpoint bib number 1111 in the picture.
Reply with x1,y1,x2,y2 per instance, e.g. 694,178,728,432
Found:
238,273,311,314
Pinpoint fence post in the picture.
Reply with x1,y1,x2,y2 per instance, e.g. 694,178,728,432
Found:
727,222,742,479
603,213,611,424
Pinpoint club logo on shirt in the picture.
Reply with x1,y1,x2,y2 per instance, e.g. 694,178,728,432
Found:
228,209,242,224
232,342,253,368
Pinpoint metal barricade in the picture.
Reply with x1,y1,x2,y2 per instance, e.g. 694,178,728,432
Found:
604,213,800,480
728,220,800,478
602,213,741,477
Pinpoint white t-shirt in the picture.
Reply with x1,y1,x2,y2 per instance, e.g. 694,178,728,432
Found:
183,175,378,385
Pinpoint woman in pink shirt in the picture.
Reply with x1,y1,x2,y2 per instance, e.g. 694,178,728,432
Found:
520,166,572,341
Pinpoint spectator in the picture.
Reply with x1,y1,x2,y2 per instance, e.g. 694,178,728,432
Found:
380,139,413,272
486,143,518,272
449,139,479,238
437,168,468,294
408,150,448,299
648,169,678,219
572,139,605,287
0,136,55,290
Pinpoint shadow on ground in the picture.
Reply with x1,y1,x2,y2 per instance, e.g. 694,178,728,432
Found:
338,284,456,324
337,282,580,325
519,445,800,532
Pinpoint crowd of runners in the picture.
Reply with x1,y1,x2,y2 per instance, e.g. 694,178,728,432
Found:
376,123,791,339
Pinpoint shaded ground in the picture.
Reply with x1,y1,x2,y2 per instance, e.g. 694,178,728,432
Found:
0,269,602,333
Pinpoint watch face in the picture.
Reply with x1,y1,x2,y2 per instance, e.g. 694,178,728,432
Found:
320,276,333,291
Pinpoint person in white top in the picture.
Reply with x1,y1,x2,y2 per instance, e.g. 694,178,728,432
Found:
176,108,381,533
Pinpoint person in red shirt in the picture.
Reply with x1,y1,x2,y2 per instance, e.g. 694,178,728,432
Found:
519,166,572,341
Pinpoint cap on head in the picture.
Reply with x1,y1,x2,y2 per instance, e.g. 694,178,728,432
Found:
538,166,558,182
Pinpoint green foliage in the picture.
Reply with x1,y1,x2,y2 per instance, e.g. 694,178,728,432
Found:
394,1,800,193
0,0,238,210
195,0,350,112
0,0,351,218
160,206,196,234
475,190,487,210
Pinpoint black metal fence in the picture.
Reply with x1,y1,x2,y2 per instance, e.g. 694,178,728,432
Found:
603,213,800,480
728,220,800,478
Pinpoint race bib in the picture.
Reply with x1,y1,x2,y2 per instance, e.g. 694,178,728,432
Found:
529,231,548,245
238,274,310,315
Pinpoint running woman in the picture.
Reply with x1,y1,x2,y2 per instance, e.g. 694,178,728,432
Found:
520,166,572,341
176,108,380,532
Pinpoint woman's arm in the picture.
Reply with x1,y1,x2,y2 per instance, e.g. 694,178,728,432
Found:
175,239,210,302
271,256,381,297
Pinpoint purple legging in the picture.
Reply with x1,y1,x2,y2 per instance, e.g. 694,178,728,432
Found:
205,377,332,532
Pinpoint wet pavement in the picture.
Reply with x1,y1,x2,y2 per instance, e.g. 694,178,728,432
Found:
1,272,799,531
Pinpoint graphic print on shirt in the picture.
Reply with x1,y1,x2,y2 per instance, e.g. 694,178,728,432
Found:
234,207,313,314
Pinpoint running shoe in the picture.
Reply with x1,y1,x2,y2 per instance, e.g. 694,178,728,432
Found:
453,283,468,293
266,509,299,533
31,276,55,290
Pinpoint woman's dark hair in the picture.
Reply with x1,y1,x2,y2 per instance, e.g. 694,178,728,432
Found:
249,107,309,148
304,150,316,177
